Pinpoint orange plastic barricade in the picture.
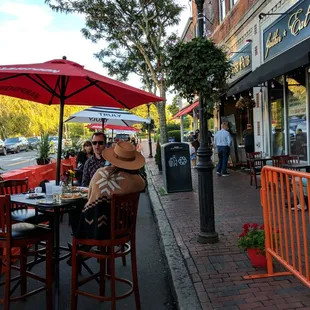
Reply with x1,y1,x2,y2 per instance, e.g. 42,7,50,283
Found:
245,166,310,288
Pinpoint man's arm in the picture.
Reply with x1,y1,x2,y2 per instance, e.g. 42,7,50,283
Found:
81,160,90,187
226,132,232,147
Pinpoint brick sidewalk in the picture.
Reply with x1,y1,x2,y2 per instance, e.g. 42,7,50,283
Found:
141,141,310,310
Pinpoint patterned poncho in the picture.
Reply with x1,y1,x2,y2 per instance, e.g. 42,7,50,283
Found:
75,166,146,240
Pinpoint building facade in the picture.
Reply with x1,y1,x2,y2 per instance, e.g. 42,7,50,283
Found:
186,0,310,163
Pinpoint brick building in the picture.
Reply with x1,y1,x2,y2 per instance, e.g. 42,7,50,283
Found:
183,0,310,164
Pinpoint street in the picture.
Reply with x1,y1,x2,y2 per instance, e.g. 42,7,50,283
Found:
0,150,38,172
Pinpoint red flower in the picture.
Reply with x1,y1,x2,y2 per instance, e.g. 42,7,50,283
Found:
252,223,259,229
243,223,251,231
260,224,264,230
239,231,247,238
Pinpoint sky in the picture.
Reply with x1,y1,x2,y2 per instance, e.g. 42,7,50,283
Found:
0,0,192,103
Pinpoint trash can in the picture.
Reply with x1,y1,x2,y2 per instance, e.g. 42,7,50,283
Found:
161,142,192,193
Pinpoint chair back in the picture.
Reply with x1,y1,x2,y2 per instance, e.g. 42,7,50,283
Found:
110,192,140,240
272,155,288,167
0,195,12,242
0,178,28,195
280,155,300,165
247,152,262,160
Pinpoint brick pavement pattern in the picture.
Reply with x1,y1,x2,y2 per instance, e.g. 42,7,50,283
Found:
141,141,310,310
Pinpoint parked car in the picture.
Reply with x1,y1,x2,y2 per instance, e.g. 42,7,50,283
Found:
4,137,29,153
0,139,6,155
27,137,40,150
114,133,130,141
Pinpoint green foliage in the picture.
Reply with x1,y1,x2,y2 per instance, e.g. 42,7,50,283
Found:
0,96,86,139
155,142,162,171
37,134,51,163
168,96,180,116
167,123,180,131
45,0,184,144
168,130,181,142
238,223,265,254
165,37,232,104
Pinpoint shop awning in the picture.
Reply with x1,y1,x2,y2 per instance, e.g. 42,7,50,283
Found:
171,100,199,120
227,38,310,97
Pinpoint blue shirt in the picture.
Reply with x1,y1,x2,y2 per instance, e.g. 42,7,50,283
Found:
214,129,232,147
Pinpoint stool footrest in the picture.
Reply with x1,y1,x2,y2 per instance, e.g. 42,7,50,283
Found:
77,275,133,301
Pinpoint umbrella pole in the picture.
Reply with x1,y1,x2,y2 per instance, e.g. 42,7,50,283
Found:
112,129,114,139
56,94,65,185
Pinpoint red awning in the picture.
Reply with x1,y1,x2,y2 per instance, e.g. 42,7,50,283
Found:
171,100,199,119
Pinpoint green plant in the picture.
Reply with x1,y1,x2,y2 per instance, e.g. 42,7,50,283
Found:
155,142,162,171
168,130,181,142
37,133,51,164
235,96,256,111
238,223,265,254
166,37,232,105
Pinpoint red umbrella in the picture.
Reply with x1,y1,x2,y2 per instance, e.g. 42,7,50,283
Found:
0,57,163,183
87,124,140,132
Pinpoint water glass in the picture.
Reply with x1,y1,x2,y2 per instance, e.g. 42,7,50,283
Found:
52,186,62,203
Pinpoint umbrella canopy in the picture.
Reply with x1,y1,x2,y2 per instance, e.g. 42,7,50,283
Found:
66,106,149,127
87,124,140,132
0,57,163,183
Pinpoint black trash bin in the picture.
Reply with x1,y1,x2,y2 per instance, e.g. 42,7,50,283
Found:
161,142,192,193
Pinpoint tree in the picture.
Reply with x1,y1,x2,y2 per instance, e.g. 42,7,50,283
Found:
167,95,180,116
45,0,184,144
0,96,86,139
166,37,232,109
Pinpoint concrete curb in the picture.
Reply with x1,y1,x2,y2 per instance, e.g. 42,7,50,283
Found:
146,166,202,310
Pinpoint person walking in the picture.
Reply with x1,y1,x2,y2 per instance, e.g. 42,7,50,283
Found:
190,141,197,168
214,122,232,177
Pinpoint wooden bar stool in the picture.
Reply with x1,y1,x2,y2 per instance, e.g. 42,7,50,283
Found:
71,192,141,310
0,195,54,310
0,178,49,224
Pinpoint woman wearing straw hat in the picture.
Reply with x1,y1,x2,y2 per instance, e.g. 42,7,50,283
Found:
71,141,146,240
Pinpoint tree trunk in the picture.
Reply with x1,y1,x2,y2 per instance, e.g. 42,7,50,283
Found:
156,84,168,144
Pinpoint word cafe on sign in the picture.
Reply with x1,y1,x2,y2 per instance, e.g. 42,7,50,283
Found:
260,0,310,161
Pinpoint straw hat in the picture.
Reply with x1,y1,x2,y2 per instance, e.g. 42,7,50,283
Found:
102,141,145,170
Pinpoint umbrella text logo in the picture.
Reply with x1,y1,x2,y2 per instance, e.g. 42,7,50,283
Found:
99,113,122,118
0,86,40,100
0,67,60,73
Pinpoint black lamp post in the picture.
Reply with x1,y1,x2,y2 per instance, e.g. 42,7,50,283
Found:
147,103,153,158
195,0,219,244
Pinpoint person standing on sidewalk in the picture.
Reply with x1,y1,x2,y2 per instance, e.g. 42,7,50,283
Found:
214,122,232,176
243,124,254,154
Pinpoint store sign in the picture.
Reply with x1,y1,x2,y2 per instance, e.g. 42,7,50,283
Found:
228,43,252,83
263,0,310,61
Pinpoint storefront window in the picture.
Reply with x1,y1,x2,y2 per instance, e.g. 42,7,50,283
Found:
287,68,307,161
270,77,285,156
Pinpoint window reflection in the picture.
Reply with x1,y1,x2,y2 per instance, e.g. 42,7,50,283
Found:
287,68,307,161
270,76,285,156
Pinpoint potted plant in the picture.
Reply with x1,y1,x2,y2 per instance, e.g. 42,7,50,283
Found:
238,223,267,268
235,96,256,112
36,134,51,165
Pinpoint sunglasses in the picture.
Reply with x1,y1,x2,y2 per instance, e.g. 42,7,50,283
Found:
92,141,105,146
